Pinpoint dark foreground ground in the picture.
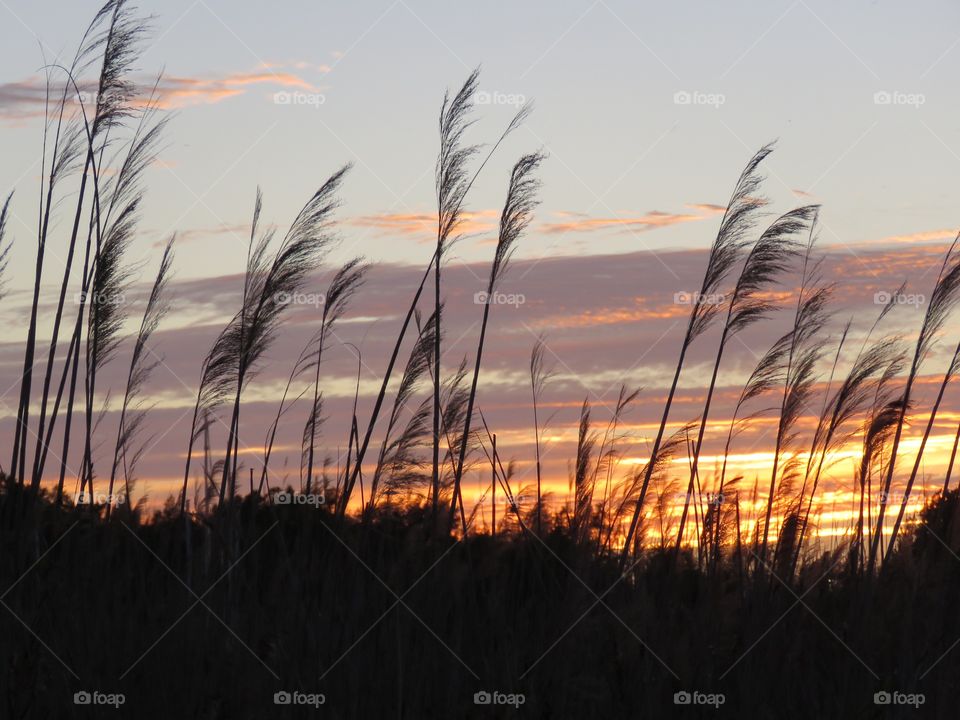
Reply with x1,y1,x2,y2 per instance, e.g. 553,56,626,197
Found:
2,485,959,719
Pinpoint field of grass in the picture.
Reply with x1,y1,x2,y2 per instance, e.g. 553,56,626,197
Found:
5,1,960,717
4,484,960,718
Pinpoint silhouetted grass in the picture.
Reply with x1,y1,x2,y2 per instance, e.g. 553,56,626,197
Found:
7,3,960,718
5,482,960,718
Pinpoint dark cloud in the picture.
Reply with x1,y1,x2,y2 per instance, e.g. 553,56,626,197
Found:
1,238,957,510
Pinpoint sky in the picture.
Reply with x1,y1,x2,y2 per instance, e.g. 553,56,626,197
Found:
1,0,960,540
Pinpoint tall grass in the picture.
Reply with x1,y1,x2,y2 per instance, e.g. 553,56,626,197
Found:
529,335,553,534
869,237,960,571
673,205,814,552
105,235,174,513
757,235,832,567
217,170,349,504
8,0,960,618
13,0,145,489
9,7,960,715
619,143,773,565
335,71,526,521
304,258,367,493
449,151,544,528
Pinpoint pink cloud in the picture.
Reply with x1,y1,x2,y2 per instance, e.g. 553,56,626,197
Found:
0,67,320,121
1,236,957,512
878,228,957,245
539,204,723,235
348,210,499,242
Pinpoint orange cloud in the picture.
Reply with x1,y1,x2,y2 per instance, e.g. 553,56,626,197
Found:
0,78,49,121
0,67,319,121
154,71,316,109
685,202,726,214
542,300,689,329
831,244,952,280
828,228,958,254
539,204,723,235
349,210,499,242
879,229,957,245
151,222,250,248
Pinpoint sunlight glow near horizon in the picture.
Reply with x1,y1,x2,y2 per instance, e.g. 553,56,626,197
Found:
4,0,960,553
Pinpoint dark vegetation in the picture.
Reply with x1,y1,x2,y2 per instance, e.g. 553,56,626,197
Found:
4,1,960,717
5,483,960,718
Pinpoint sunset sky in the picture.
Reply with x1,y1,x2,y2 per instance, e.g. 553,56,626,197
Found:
2,0,960,539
